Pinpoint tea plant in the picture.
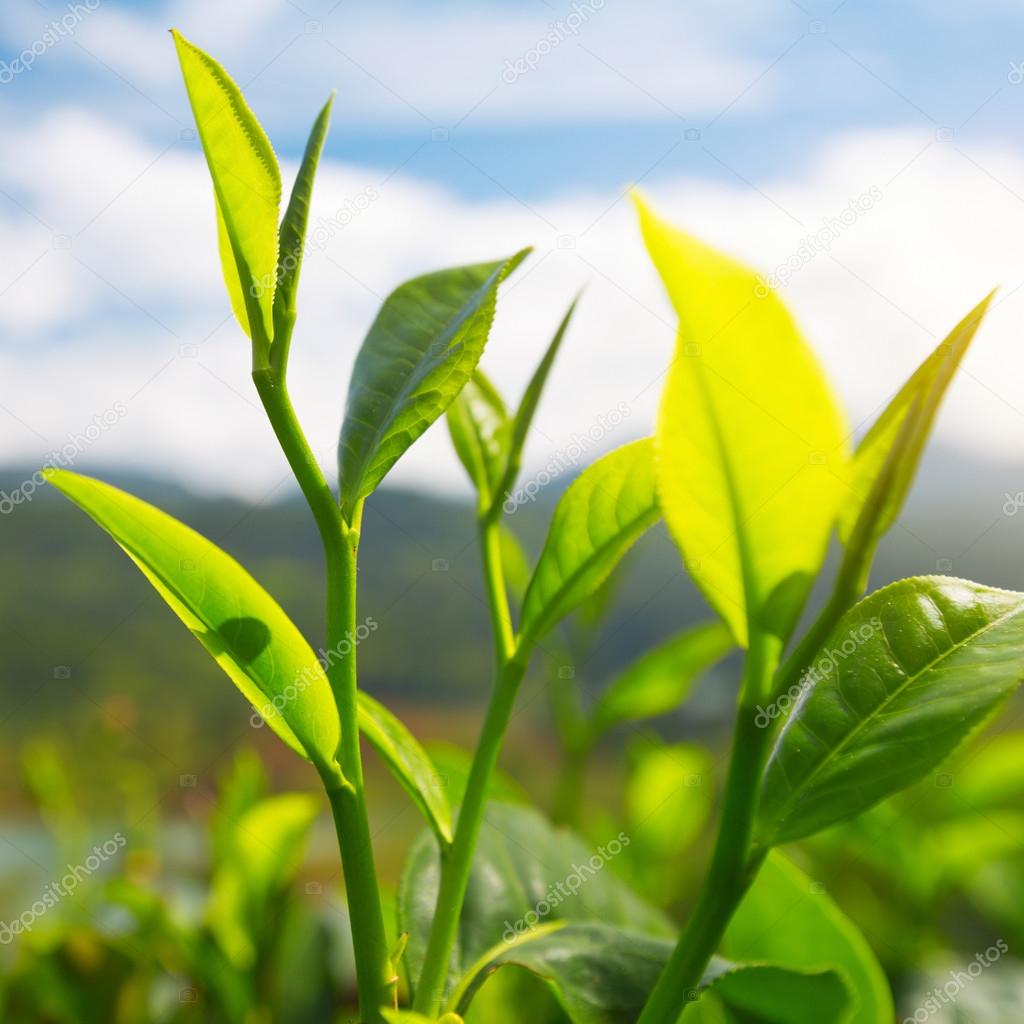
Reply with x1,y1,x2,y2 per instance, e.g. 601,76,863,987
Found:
45,29,1024,1024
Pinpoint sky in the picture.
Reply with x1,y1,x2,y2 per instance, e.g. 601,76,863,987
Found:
5,0,1024,504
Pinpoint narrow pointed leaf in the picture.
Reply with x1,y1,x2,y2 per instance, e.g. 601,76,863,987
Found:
273,93,335,351
723,853,893,1024
592,620,733,734
635,194,848,647
172,30,281,347
446,370,510,505
44,469,340,773
338,250,529,519
838,292,995,550
357,691,453,845
757,576,1024,846
449,922,850,1024
497,297,578,502
520,439,659,642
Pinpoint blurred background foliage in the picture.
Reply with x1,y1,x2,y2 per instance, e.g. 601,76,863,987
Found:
3,462,1024,1021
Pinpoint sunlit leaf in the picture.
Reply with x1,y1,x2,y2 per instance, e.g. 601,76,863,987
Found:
635,193,848,647
172,30,281,349
338,251,529,520
358,691,453,845
838,293,994,555
520,439,659,642
273,92,335,356
723,853,893,1024
447,370,510,506
757,576,1024,845
44,469,340,774
591,620,732,734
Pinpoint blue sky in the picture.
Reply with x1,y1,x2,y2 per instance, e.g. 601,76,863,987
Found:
5,0,1024,503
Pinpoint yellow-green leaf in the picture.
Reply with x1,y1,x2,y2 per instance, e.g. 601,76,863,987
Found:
635,194,849,647
173,29,281,349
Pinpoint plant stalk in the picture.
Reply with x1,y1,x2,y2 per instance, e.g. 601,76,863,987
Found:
636,634,774,1024
413,517,528,1015
252,370,391,1022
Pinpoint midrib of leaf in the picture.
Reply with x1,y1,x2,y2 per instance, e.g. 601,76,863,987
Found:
767,582,1024,827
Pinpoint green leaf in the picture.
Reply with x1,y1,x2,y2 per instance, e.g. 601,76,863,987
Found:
722,853,893,1024
497,297,578,502
446,370,510,506
449,922,849,1024
398,802,671,1001
273,92,335,357
950,731,1024,812
520,439,659,642
424,741,529,807
357,691,453,845
838,293,994,553
591,620,733,734
172,30,281,351
757,576,1024,846
634,193,848,648
43,469,340,775
338,251,529,520
499,525,532,607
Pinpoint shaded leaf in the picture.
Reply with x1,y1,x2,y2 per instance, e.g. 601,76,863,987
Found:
447,370,510,505
338,251,529,520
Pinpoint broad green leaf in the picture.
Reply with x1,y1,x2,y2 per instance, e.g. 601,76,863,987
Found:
499,525,532,606
43,469,340,775
635,194,849,647
358,691,453,845
722,853,892,1024
208,792,318,967
838,293,994,550
449,922,849,1024
338,251,529,520
273,92,335,353
446,370,510,505
398,802,671,1000
592,620,733,734
497,297,578,500
172,30,281,348
757,576,1024,846
520,439,659,642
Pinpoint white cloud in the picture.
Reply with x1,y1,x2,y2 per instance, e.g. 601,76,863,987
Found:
3,108,1024,506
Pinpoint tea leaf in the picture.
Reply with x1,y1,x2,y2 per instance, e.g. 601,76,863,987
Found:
338,251,529,520
447,370,510,507
723,853,892,1024
273,92,335,361
358,692,453,845
44,469,340,775
399,802,671,1000
172,30,281,351
591,620,733,734
449,922,849,1023
520,439,659,641
635,194,848,647
838,292,995,557
757,576,1024,845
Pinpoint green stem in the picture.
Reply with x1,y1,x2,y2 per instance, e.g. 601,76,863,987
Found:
636,636,774,1024
413,517,527,1015
252,370,391,1023
412,645,531,1015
